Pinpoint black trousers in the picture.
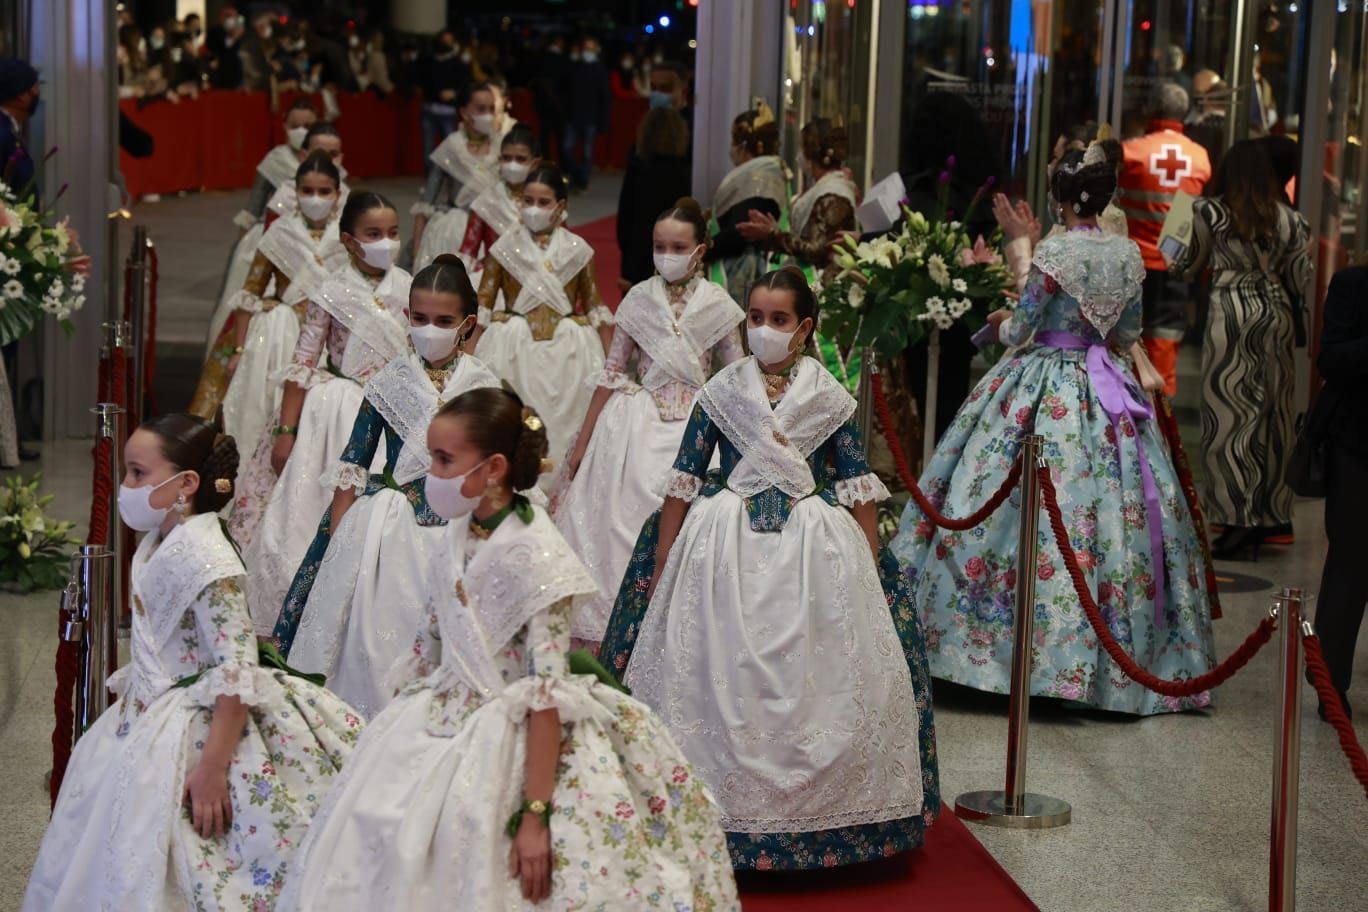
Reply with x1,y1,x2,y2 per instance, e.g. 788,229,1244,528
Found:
1314,444,1368,696
906,322,976,445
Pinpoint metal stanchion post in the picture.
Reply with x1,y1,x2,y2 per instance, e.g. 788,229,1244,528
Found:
956,434,1072,828
93,392,126,634
1268,588,1306,912
73,545,114,735
856,350,876,447
127,227,149,422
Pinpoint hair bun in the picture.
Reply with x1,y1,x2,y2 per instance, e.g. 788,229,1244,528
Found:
198,434,240,514
431,253,465,267
673,196,703,215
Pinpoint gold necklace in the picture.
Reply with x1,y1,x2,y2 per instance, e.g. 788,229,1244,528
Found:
763,372,790,400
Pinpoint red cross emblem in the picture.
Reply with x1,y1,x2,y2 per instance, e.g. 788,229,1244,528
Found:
1149,144,1192,189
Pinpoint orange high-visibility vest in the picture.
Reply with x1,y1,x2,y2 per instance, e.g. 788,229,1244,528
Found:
1119,121,1212,270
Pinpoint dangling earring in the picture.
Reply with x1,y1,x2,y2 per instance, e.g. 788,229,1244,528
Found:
175,493,189,516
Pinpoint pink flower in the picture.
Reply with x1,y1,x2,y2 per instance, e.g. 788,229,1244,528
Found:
822,851,839,868
965,556,986,580
959,235,1002,267
615,800,635,819
648,796,666,815
1050,405,1068,420
0,203,19,235
755,854,773,871
1038,564,1056,581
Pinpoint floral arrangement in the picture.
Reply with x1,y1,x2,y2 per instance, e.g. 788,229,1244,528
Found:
0,473,80,592
0,167,89,347
819,163,1013,364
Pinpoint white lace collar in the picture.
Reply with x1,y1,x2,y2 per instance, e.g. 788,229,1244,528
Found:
614,277,743,391
256,210,342,285
714,155,788,220
697,355,855,498
1031,230,1145,337
431,125,505,207
313,262,414,379
791,170,859,237
436,506,597,698
470,182,522,239
489,225,593,316
130,513,243,655
257,144,302,188
364,352,502,484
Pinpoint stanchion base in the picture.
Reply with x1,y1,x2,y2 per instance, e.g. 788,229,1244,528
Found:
955,790,1072,829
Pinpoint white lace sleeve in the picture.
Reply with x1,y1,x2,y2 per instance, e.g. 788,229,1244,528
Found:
590,368,640,393
320,460,370,494
184,577,265,707
227,288,265,315
233,210,259,230
587,303,615,328
410,200,437,217
476,305,493,328
499,600,594,722
834,472,891,507
278,361,329,389
659,468,703,502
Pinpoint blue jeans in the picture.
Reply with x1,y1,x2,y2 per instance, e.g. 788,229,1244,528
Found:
421,107,457,174
562,122,598,187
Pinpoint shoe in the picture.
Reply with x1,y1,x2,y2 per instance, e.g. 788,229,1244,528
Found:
1261,522,1295,546
1212,526,1263,561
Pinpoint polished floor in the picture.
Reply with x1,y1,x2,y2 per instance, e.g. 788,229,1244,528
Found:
0,178,1365,911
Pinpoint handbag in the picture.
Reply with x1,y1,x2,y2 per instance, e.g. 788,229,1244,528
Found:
1287,384,1339,497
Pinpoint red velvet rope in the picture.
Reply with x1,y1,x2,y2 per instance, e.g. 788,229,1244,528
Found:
869,370,1022,531
1302,635,1368,800
49,347,125,806
1038,466,1276,697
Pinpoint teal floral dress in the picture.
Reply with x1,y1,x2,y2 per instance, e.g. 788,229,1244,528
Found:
601,367,940,871
890,229,1218,715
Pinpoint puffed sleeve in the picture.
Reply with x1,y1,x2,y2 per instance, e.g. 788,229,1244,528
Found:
476,257,505,326
1000,266,1055,347
659,402,719,501
282,300,332,386
236,174,275,226
321,398,384,493
593,325,640,390
183,576,263,707
829,419,891,507
574,260,614,328
499,599,573,719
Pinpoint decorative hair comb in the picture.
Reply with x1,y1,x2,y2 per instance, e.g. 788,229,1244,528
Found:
214,478,233,494
523,414,544,432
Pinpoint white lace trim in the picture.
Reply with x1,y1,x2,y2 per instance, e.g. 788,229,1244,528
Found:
587,304,615,328
182,663,264,708
614,277,743,393
591,369,640,393
321,460,371,494
834,472,891,508
430,126,504,207
311,264,412,380
489,226,592,317
279,361,328,388
497,676,591,723
476,306,493,327
106,665,131,698
1031,231,1145,338
410,200,437,217
129,515,245,656
232,209,259,230
659,469,703,502
257,212,342,284
228,289,264,315
470,183,521,237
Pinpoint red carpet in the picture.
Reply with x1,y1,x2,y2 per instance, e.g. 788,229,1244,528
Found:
572,215,623,311
737,814,1038,911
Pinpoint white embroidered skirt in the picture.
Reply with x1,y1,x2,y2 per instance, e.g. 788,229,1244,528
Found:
207,223,265,356
627,490,924,834
553,389,685,643
414,208,472,273
221,305,301,465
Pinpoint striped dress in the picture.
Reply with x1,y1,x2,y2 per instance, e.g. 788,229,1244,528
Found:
1170,198,1312,528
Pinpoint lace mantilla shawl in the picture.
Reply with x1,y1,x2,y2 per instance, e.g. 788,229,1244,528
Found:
489,225,593,317
430,125,507,208
365,352,502,484
312,263,413,379
266,179,352,220
614,277,743,391
470,183,521,238
1031,230,1145,337
438,507,597,699
130,514,244,655
791,169,859,237
697,356,856,498
256,212,344,304
256,144,300,189
713,154,788,219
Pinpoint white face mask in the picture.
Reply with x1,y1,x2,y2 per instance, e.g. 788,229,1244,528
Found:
500,160,530,185
654,247,701,284
170,48,184,63
409,321,465,364
748,323,800,366
471,112,496,135
298,193,335,222
522,204,556,233
355,237,399,271
117,472,187,532
582,51,599,64
286,125,309,150
424,459,489,520
150,35,165,51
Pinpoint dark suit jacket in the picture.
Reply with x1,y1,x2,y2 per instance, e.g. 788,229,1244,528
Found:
1319,265,1368,456
0,113,35,195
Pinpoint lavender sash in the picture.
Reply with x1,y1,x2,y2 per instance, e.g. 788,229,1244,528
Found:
1036,330,1167,627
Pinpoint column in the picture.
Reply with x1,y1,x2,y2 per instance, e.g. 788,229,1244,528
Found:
691,0,784,207
30,0,117,439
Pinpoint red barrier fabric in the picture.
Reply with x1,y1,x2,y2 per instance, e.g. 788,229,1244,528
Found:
120,90,647,198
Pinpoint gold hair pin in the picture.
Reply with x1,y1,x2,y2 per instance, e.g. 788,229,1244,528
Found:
523,415,544,432
214,478,233,494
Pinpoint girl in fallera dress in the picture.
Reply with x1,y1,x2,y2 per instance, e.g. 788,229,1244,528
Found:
232,191,412,634
472,163,613,475
890,143,1217,716
279,389,738,911
216,151,350,468
704,104,788,303
195,123,352,422
275,256,501,718
24,414,362,912
411,81,511,272
553,198,745,649
459,124,541,269
599,267,939,870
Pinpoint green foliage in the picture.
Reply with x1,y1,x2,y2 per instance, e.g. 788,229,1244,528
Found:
0,178,88,347
0,474,81,592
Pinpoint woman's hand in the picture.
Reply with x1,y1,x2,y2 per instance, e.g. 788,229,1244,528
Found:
737,209,778,242
184,759,233,839
992,194,1040,244
565,440,588,480
270,433,295,476
986,308,1013,328
508,811,552,903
